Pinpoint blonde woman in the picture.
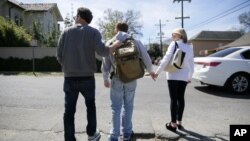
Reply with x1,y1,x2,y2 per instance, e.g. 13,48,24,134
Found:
154,28,194,132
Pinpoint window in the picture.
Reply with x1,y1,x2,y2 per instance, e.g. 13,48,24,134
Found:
57,23,60,31
20,18,23,26
209,48,241,57
241,50,250,59
15,15,19,25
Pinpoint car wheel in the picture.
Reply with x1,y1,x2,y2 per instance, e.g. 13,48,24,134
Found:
227,73,249,94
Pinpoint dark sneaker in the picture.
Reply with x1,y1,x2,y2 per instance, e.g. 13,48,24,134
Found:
88,130,101,141
123,131,134,141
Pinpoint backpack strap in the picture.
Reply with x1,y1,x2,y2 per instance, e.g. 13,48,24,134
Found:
174,42,178,51
169,42,178,58
109,54,116,79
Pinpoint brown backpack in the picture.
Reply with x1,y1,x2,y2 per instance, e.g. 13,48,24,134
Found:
114,37,145,83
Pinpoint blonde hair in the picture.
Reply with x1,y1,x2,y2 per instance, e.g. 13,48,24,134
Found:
172,28,188,43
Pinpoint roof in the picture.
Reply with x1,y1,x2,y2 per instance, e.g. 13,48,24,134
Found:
190,31,243,41
21,3,56,11
5,0,63,21
7,0,25,9
218,32,250,49
21,3,63,21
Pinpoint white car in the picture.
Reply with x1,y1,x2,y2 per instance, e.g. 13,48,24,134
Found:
192,46,250,94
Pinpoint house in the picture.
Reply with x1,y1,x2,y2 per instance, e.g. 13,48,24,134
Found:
0,0,25,26
21,3,63,35
218,32,250,50
189,31,242,56
0,0,63,38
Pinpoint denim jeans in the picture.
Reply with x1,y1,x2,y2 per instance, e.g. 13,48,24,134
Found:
109,76,137,139
63,76,96,141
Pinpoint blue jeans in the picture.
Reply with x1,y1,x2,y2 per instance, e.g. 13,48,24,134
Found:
63,76,96,141
109,77,137,139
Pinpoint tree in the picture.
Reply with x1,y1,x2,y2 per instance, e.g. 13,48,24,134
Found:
147,43,162,61
64,13,73,28
32,21,44,46
47,24,59,47
97,9,143,41
238,11,250,32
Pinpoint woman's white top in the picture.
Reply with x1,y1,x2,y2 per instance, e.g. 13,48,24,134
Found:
155,40,194,82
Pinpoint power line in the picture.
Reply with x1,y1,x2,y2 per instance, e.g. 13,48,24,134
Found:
204,4,250,25
188,4,250,30
187,0,250,30
191,1,249,28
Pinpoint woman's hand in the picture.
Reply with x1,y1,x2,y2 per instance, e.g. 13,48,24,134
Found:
104,80,110,88
149,72,156,81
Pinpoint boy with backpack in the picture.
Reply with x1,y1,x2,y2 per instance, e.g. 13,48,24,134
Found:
101,22,155,141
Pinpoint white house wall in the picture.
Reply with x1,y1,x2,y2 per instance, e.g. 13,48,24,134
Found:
43,10,60,34
51,9,60,32
24,11,59,35
0,47,57,59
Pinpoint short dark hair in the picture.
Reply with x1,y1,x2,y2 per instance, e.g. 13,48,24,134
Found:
116,22,128,32
77,7,93,24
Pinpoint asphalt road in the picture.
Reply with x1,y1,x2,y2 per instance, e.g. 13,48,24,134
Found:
0,72,249,141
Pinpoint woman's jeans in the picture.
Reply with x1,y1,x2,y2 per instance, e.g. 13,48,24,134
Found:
167,80,187,123
109,77,137,139
63,76,96,141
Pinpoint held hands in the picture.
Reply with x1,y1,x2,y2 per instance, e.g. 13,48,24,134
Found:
149,72,158,81
104,80,111,88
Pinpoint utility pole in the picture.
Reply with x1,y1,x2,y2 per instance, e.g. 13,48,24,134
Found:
173,0,191,28
71,3,74,23
155,19,165,56
148,37,151,49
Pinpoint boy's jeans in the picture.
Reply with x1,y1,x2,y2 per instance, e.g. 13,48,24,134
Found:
109,77,137,139
63,76,97,141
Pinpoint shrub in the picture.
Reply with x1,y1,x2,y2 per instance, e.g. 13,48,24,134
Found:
0,57,102,72
0,16,32,47
0,57,60,71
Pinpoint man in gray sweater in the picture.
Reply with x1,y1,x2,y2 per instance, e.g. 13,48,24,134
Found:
57,7,121,141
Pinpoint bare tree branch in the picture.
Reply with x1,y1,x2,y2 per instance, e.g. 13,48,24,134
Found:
97,9,143,41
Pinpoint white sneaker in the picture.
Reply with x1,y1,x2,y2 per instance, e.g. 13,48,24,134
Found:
88,130,101,141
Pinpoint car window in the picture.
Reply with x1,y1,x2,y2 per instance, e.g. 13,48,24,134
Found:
209,48,241,57
241,50,250,59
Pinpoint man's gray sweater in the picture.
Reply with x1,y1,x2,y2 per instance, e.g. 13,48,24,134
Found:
57,24,110,77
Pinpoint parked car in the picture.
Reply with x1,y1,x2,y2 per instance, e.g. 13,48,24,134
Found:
192,46,250,94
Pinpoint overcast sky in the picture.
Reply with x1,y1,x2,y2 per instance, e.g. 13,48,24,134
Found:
18,0,250,44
